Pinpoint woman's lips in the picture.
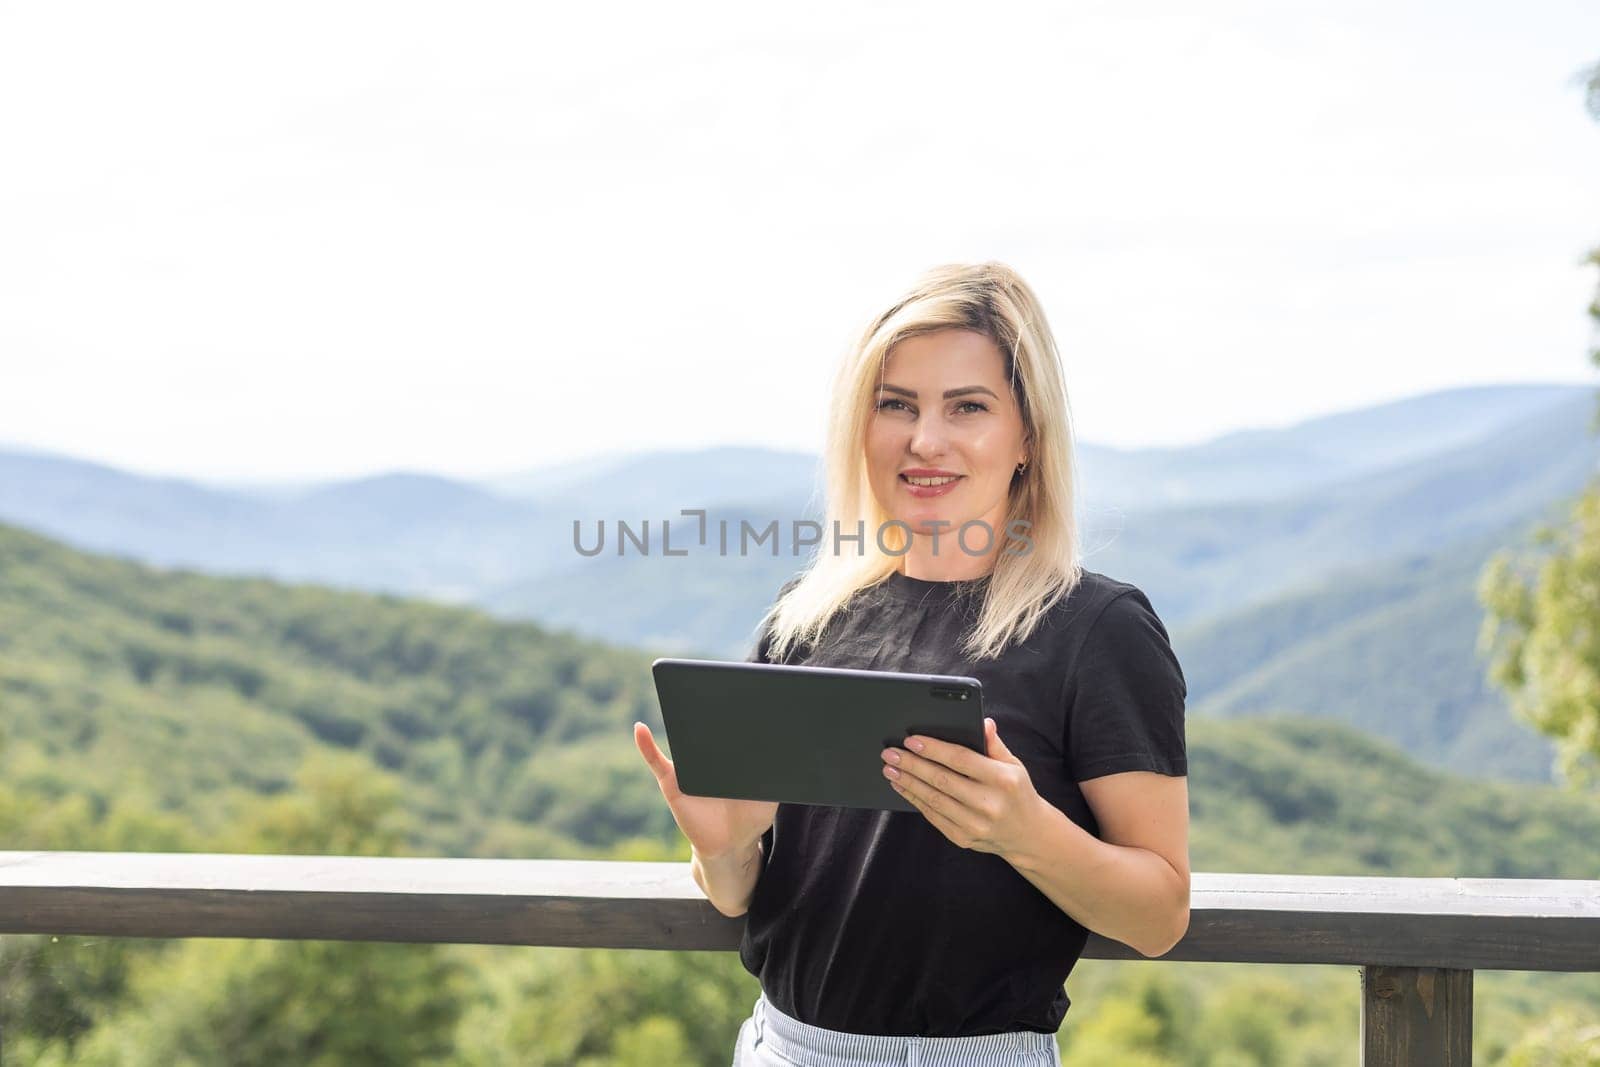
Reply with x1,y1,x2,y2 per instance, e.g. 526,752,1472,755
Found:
900,473,963,498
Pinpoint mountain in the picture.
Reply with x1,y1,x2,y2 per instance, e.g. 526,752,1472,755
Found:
488,383,1594,514
485,393,1598,783
0,519,673,858
0,451,557,602
3,384,1588,613
1168,511,1573,784
484,389,1600,656
1084,389,1600,627
500,492,1582,783
4,383,1597,786
477,447,641,498
286,471,516,524
0,447,270,558
7,517,1596,1067
1078,382,1590,512
1184,713,1600,877
4,516,1598,881
484,540,805,661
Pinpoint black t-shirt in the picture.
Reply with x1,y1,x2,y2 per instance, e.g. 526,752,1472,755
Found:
737,567,1187,1037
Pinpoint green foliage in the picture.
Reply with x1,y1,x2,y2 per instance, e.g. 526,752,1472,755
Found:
447,944,758,1067
1501,1005,1600,1066
1189,716,1600,879
1591,245,1600,397
1468,967,1600,1066
4,517,1599,1062
226,749,410,856
0,520,672,859
1177,521,1571,783
1478,488,1600,790
38,937,469,1067
2,729,470,1066
1057,964,1354,1067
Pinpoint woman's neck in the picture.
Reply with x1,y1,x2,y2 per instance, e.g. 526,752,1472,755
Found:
897,545,1000,583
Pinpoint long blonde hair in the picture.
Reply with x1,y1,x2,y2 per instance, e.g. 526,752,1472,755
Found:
763,261,1085,663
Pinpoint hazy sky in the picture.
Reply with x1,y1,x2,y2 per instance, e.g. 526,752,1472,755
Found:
2,0,1598,483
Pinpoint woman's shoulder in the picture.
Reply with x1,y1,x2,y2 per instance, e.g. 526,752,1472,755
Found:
1026,568,1171,659
1048,568,1147,622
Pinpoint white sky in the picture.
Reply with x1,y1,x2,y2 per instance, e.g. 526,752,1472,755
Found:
2,0,1597,483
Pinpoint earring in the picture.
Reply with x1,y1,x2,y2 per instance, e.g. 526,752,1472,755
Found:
1015,462,1028,476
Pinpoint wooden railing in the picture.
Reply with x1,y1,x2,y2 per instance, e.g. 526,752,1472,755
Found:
3,852,1597,1065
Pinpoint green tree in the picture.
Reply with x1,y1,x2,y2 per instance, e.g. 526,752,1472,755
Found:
1476,58,1600,792
17,750,469,1067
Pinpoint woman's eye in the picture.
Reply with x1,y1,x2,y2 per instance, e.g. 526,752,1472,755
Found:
875,398,986,414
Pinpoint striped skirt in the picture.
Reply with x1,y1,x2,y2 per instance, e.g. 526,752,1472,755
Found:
732,990,1063,1066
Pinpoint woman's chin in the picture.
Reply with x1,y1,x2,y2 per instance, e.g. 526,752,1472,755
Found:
896,510,962,534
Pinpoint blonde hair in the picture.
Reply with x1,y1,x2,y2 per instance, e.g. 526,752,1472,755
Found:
762,261,1084,663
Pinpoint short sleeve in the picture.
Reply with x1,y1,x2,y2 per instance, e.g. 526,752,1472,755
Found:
1063,588,1188,782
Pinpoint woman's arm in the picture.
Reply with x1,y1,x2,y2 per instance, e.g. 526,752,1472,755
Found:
691,837,766,918
1005,771,1190,958
882,724,1189,956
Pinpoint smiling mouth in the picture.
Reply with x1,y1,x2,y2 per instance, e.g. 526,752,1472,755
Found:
901,474,962,487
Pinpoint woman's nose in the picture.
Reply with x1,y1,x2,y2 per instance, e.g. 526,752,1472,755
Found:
908,413,950,456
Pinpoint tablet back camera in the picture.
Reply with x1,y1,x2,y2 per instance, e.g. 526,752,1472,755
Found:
931,686,970,701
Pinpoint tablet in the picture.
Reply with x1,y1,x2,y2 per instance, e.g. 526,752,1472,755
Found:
650,657,985,812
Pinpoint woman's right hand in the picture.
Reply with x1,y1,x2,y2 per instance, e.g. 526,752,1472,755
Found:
633,721,778,860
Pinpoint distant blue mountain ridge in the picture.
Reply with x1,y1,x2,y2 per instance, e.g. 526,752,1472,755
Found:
2,381,1595,783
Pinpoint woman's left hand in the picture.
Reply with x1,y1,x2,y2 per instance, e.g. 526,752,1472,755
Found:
881,717,1045,859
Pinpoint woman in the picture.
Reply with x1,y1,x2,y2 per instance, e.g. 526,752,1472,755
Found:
634,261,1190,1066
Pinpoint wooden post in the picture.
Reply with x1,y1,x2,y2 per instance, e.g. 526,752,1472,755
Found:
1361,965,1472,1065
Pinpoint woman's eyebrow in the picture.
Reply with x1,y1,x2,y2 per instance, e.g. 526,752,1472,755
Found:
877,384,1000,400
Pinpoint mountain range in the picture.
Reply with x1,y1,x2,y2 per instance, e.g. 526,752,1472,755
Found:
3,380,1596,784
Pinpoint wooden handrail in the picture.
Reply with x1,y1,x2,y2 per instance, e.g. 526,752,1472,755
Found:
3,852,1596,1064
0,852,1594,967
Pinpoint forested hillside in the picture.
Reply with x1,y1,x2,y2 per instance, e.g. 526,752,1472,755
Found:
0,520,678,858
3,520,1597,1063
1169,515,1570,784
7,516,1600,875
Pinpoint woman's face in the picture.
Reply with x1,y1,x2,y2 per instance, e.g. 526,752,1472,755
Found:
865,328,1029,560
